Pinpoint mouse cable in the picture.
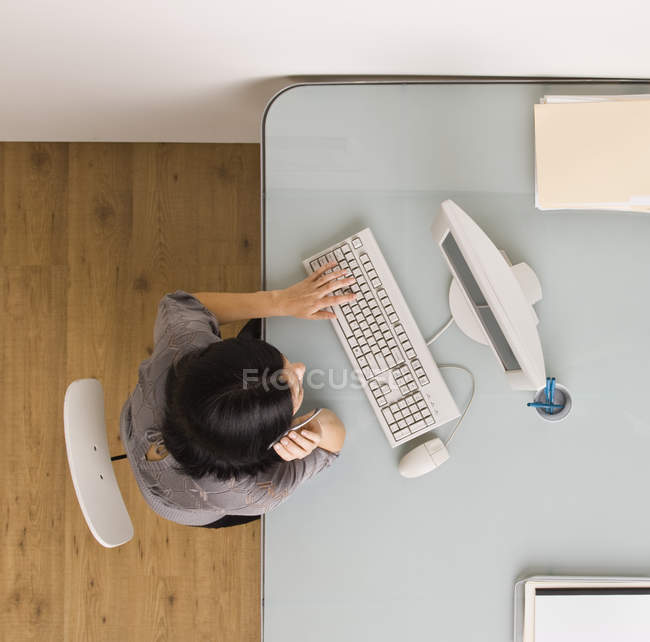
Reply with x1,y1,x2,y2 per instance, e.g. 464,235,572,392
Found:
425,316,454,345
438,363,475,447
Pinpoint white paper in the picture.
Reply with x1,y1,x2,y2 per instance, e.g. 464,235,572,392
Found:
535,593,650,642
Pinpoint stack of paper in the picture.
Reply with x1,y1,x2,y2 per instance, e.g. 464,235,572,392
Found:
534,95,650,212
514,576,650,642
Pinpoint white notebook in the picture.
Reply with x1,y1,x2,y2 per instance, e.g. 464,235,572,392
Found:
534,95,650,212
514,576,650,642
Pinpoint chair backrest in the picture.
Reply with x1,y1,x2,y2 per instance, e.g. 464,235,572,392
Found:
64,378,134,548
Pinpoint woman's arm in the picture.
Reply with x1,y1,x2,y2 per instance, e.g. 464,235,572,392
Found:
192,261,356,324
190,290,280,324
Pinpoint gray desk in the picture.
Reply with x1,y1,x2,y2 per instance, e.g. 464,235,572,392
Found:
262,81,650,642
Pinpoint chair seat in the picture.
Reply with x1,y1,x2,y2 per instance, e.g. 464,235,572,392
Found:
64,379,134,548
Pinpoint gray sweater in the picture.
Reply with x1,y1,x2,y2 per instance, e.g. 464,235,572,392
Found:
120,291,337,526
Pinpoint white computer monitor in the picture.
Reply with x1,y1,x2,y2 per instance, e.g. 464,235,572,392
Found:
432,200,546,391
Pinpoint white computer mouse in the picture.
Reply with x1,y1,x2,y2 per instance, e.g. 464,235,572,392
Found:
398,437,450,478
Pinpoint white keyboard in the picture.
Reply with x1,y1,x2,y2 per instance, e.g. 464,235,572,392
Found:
303,228,460,447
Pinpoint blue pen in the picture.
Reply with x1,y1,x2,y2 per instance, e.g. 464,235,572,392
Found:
544,377,551,404
528,401,564,410
549,377,556,414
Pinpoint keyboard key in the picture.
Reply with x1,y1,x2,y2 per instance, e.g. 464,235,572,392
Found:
411,419,427,432
393,428,410,441
362,367,373,379
388,313,398,324
371,278,382,288
386,354,396,368
352,237,362,249
334,247,344,260
418,374,430,385
376,395,387,407
337,313,354,337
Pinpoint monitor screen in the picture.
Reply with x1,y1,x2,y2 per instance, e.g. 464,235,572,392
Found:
441,232,521,372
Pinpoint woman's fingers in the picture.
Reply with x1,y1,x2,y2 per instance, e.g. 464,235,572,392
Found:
278,435,306,459
314,268,350,287
273,442,294,461
321,292,357,307
310,309,336,320
288,430,316,452
273,430,319,461
309,261,338,281
299,429,321,444
308,290,356,318
318,276,355,297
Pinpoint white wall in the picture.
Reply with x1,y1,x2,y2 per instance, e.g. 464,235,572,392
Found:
1,0,649,142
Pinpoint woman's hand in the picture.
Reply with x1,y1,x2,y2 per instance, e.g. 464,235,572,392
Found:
272,427,322,461
272,408,346,461
273,261,357,320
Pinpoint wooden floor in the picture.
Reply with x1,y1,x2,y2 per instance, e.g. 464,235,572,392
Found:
0,143,262,641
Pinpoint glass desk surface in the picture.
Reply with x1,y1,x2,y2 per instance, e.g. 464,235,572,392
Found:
262,82,650,642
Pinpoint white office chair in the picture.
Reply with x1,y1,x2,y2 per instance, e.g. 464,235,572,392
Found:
64,378,134,548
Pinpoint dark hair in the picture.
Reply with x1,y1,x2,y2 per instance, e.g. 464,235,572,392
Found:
162,337,294,480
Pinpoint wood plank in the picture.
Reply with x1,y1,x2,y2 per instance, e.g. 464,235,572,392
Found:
64,142,135,642
0,143,68,266
0,265,67,642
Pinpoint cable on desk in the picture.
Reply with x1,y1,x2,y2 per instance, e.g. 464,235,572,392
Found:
425,316,454,345
438,363,475,447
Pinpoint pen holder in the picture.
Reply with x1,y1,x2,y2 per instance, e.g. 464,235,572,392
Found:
532,383,572,422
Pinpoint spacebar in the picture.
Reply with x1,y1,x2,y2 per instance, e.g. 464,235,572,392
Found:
336,311,353,337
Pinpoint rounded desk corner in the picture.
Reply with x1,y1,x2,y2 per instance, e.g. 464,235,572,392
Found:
261,82,318,138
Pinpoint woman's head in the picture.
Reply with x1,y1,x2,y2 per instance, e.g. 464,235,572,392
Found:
162,337,305,480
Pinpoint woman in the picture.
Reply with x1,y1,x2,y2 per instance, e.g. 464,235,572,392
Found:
120,261,355,529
